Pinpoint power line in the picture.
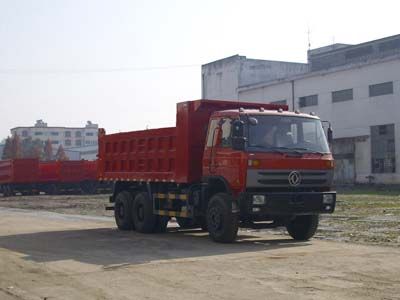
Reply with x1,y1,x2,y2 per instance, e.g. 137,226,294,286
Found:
0,64,201,74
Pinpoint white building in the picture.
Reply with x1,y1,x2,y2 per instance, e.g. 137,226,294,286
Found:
202,34,400,184
10,120,99,160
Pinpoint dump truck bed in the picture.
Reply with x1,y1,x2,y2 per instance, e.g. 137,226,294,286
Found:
0,159,39,184
97,99,287,183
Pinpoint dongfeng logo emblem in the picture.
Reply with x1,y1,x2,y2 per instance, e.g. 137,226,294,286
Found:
288,171,301,186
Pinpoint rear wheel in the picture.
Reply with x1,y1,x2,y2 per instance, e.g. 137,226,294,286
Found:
206,193,238,243
47,184,59,195
286,215,319,240
114,191,134,230
132,192,156,233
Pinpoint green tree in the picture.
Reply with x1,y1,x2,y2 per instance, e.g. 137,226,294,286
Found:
44,139,53,161
2,137,12,159
21,136,35,158
55,145,68,161
32,139,44,160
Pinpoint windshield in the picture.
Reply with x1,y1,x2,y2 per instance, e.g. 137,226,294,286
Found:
247,115,330,154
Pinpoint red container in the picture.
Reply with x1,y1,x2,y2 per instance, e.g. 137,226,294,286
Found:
82,160,97,181
0,159,39,184
58,160,85,183
98,99,286,183
38,161,59,183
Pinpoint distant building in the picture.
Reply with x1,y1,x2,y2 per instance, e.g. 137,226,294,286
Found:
202,34,400,184
10,120,99,160
66,145,98,160
202,55,308,100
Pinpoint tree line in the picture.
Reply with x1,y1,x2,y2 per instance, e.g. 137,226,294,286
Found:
1,134,69,161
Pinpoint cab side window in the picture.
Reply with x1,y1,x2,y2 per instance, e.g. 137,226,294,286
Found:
206,119,219,147
221,118,232,147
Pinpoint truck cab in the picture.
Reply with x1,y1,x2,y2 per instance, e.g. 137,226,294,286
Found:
201,107,336,241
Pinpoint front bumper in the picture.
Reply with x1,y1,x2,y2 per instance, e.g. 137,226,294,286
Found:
240,191,336,216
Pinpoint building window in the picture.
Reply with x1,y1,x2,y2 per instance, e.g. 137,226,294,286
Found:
65,140,71,146
299,94,318,107
51,132,59,136
75,131,82,138
369,82,393,97
65,131,71,137
51,140,59,144
371,124,395,173
86,132,94,136
75,140,82,146
270,100,287,105
34,132,43,136
332,89,353,103
22,130,28,137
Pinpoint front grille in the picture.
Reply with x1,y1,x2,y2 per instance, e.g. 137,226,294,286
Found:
247,169,333,188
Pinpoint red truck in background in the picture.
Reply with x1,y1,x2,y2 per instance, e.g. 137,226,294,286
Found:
0,159,107,196
98,99,336,243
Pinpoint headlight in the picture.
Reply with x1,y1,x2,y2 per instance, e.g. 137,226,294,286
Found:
253,195,266,205
323,194,334,204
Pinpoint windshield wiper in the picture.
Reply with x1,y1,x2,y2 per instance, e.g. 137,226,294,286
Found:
251,146,303,154
250,145,287,154
289,147,325,155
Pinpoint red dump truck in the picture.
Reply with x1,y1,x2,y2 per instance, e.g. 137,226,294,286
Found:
0,159,103,196
98,99,336,243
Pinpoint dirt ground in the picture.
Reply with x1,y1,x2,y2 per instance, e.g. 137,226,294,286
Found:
1,190,399,247
0,207,400,300
0,191,399,299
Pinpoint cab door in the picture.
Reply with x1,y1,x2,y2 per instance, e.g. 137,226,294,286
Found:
203,117,243,190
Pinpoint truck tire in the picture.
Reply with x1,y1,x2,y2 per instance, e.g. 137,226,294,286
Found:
286,215,319,241
132,192,156,233
114,191,134,230
176,217,197,229
206,193,239,243
47,184,59,195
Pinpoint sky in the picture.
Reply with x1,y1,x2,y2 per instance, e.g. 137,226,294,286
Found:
0,0,399,140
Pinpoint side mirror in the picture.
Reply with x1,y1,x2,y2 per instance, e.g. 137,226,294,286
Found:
327,126,333,144
322,121,333,144
231,119,246,151
232,119,245,137
232,137,246,151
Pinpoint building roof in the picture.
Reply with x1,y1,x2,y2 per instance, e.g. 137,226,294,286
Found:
236,33,400,92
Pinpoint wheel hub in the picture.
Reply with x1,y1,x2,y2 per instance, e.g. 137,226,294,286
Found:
137,204,145,222
209,206,222,231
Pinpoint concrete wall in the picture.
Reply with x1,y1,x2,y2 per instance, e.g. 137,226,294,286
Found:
201,55,307,101
238,58,400,184
239,81,294,109
239,59,308,87
202,55,242,100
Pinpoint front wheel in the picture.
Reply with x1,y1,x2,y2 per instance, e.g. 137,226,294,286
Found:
206,193,239,243
286,215,319,240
